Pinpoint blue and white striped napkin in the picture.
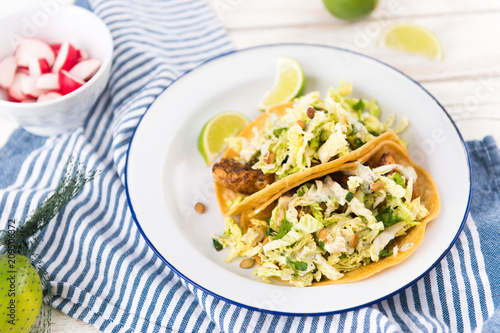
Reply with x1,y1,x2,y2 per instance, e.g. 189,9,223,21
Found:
0,0,499,332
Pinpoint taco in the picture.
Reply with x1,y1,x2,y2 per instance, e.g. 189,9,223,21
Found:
212,85,409,217
211,139,440,286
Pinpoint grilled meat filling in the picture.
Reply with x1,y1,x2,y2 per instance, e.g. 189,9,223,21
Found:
213,158,276,195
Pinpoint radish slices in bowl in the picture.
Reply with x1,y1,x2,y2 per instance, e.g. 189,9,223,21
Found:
0,5,113,136
0,38,101,103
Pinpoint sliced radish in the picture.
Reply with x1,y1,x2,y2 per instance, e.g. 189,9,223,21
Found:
0,56,17,89
8,72,29,102
38,91,62,102
59,70,84,95
15,38,55,67
35,73,59,90
50,43,61,54
29,58,50,77
20,74,48,98
52,42,79,73
21,98,37,103
77,49,90,61
69,59,101,81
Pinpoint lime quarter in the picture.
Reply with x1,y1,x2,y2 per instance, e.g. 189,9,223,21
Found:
258,56,305,111
198,110,250,165
378,22,444,61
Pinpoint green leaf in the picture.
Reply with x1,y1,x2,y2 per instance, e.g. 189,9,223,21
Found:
273,127,287,137
353,99,365,111
345,192,354,202
353,138,364,148
273,211,293,240
379,249,393,258
297,183,311,197
347,125,358,137
353,99,365,119
376,207,404,228
392,172,406,188
212,239,223,252
286,258,308,275
265,217,276,236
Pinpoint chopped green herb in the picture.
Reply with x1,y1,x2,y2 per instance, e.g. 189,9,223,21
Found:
364,258,371,265
273,128,287,137
212,239,223,252
286,258,308,275
392,172,406,188
353,99,365,119
274,212,293,240
376,207,404,228
353,99,365,111
297,183,311,197
353,138,364,148
347,125,358,136
265,217,276,236
318,240,325,251
266,226,276,237
345,192,354,202
379,249,393,258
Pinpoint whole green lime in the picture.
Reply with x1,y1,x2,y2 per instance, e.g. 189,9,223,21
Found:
0,255,43,333
322,0,379,21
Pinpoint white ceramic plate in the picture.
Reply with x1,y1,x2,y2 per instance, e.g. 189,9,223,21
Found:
125,44,471,315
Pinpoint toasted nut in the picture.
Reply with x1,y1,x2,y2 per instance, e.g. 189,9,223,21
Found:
240,258,255,269
306,106,316,119
318,228,329,242
297,120,306,130
371,181,384,192
194,202,205,214
263,151,275,164
351,234,359,248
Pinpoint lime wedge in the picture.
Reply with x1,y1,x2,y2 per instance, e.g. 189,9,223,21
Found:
198,111,250,165
378,22,443,61
258,56,305,110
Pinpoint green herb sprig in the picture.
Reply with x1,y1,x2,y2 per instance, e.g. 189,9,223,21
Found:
0,157,99,333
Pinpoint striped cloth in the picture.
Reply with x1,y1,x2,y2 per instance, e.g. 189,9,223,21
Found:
0,1,498,332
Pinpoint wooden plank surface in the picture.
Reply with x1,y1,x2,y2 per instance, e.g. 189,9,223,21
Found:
0,0,498,332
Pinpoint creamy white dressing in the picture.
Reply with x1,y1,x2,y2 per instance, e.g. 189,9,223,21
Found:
373,164,418,181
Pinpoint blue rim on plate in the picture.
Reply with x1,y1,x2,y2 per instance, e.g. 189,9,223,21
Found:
124,43,472,316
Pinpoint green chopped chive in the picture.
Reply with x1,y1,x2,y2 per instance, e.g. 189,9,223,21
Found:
212,239,223,252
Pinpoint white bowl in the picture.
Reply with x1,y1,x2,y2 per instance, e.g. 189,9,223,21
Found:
0,5,113,136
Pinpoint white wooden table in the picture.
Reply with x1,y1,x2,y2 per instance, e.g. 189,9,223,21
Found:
1,0,499,332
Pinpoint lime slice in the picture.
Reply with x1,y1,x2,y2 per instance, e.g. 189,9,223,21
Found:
322,0,378,21
378,22,443,61
198,111,250,165
258,56,305,110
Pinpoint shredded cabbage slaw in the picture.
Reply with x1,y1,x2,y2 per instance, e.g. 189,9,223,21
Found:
226,83,409,179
